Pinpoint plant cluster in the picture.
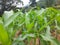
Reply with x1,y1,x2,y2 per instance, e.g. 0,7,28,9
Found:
0,7,60,45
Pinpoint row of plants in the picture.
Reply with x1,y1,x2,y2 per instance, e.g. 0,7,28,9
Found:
0,7,60,45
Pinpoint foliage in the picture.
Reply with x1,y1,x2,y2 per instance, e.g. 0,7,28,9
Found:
0,17,11,45
0,7,60,45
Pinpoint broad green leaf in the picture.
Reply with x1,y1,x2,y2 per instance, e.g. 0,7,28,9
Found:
0,20,11,45
3,10,14,21
4,11,21,27
27,22,34,31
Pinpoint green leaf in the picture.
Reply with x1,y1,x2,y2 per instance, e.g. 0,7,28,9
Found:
27,22,34,31
4,11,21,27
0,20,11,45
